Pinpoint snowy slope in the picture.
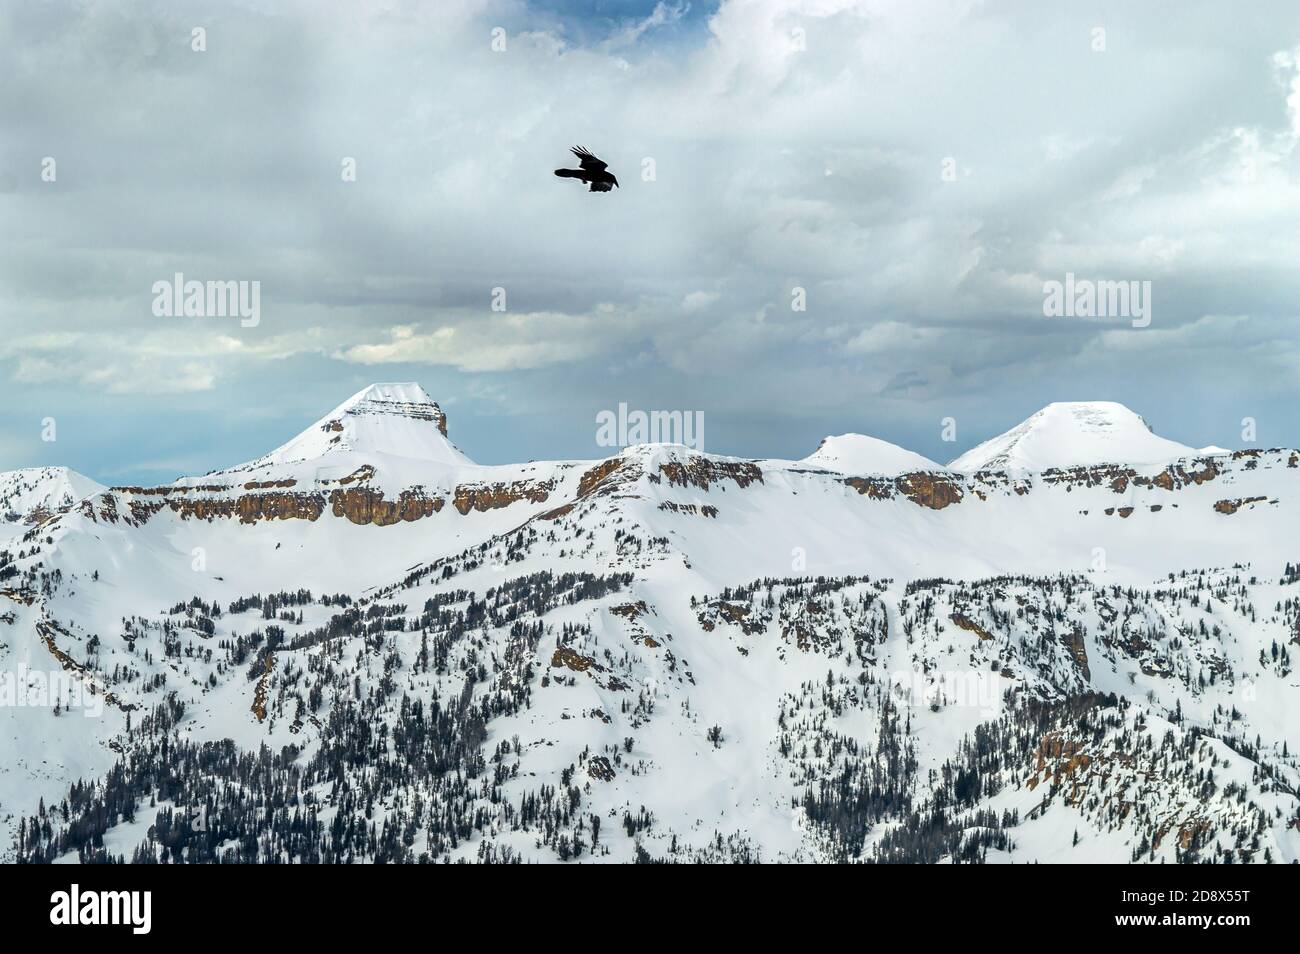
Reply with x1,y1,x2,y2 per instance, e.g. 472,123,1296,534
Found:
3,384,1297,865
949,402,1196,473
208,381,473,491
246,382,469,468
0,467,105,542
801,433,941,475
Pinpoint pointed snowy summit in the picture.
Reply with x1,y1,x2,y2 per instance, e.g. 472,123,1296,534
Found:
948,401,1196,473
1,466,106,539
1,466,105,514
803,433,942,476
245,382,473,470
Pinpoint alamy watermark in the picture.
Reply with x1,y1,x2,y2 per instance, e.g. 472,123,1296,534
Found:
0,665,104,717
50,884,151,934
152,272,260,327
889,669,1003,718
596,403,704,451
1043,272,1151,328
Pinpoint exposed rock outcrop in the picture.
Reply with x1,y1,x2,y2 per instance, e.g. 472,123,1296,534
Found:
1213,496,1267,515
329,488,444,525
453,479,554,515
658,458,762,490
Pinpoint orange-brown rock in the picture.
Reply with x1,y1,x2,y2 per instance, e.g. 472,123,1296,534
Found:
0,587,35,606
36,620,134,711
1139,459,1220,491
719,602,750,624
611,601,649,619
1178,819,1211,851
844,477,894,500
897,473,964,510
251,654,274,722
551,645,597,672
329,488,444,525
951,613,993,641
659,458,762,490
1213,496,1266,515
452,479,554,515
577,458,626,498
846,472,967,510
235,493,325,524
165,492,327,524
538,502,576,521
1026,731,1092,795
1062,626,1090,678
337,465,376,485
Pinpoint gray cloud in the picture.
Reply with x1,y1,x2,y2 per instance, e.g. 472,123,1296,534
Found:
2,0,1299,482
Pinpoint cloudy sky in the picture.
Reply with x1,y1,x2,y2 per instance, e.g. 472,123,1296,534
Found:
3,0,1299,483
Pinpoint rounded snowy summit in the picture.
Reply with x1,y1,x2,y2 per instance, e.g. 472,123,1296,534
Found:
948,401,1195,473
803,433,941,476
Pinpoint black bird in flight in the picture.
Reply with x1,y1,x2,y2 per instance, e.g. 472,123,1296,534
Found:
554,146,619,192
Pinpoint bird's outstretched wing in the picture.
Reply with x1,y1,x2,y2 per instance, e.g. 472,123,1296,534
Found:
571,146,608,173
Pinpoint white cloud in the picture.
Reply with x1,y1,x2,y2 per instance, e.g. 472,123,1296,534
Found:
336,311,622,372
682,291,720,312
2,0,1300,464
605,1,690,49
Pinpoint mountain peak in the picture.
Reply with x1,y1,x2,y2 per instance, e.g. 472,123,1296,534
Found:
803,433,941,475
949,401,1196,473
243,382,471,471
336,382,450,437
1,466,106,540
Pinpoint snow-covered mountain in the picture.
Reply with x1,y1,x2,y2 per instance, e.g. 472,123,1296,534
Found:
949,401,1196,473
3,385,1298,864
232,381,472,478
0,466,105,543
801,433,941,475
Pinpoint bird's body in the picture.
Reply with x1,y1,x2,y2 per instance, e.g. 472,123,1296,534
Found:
554,146,619,192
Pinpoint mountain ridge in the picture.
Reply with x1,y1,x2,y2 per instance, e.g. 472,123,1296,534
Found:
0,466,106,543
3,384,1296,865
802,433,943,476
94,389,1230,491
948,401,1197,473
